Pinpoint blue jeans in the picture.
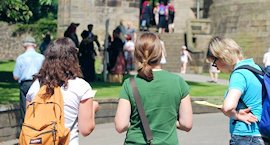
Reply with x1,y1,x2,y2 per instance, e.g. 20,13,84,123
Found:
230,135,265,145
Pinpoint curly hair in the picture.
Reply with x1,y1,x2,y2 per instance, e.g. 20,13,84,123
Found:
34,37,82,98
134,32,162,81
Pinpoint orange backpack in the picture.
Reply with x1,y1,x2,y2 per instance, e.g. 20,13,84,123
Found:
19,86,76,145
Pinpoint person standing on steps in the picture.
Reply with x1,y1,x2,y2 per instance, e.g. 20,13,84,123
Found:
180,45,192,74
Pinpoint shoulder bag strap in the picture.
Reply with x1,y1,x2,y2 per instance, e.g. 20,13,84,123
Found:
130,77,153,145
70,117,78,131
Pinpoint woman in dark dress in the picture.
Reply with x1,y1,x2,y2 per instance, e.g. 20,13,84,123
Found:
107,29,125,76
79,30,97,82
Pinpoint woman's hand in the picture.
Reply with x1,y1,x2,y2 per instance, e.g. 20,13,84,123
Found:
236,108,258,125
93,100,100,113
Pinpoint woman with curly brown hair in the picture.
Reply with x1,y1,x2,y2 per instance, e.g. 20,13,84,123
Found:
26,37,99,145
115,32,193,144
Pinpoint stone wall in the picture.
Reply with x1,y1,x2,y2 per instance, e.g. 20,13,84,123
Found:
57,0,197,42
209,0,270,65
0,23,24,61
174,0,196,34
58,0,140,42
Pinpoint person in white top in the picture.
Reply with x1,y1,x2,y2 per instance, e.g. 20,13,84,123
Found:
180,45,192,74
153,2,160,32
26,37,99,145
159,37,167,66
263,48,270,73
123,35,135,73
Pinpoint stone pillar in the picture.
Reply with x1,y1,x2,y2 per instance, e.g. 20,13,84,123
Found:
57,0,71,38
173,0,196,33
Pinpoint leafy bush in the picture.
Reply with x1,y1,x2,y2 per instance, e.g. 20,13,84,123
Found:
12,18,57,43
0,0,57,23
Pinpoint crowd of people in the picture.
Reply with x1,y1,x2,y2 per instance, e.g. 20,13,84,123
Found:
140,0,175,33
12,21,270,145
6,0,270,141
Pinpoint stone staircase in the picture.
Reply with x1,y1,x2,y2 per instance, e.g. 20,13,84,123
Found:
137,31,205,73
159,33,183,73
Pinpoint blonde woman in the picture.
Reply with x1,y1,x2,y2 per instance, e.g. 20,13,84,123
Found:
115,32,193,144
207,36,266,145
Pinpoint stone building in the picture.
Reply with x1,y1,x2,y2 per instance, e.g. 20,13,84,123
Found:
57,0,196,41
209,0,270,64
2,0,270,69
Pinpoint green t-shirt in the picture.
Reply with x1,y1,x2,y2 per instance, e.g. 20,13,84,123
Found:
119,70,190,145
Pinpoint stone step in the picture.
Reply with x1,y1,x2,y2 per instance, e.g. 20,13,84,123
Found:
136,32,191,73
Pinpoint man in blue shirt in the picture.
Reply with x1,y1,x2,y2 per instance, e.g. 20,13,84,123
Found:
13,36,44,128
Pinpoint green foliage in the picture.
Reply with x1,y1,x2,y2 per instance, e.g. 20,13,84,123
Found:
39,0,58,5
0,0,32,23
13,18,57,43
0,0,58,23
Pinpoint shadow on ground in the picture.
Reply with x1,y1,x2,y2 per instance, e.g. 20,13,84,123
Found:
0,71,16,83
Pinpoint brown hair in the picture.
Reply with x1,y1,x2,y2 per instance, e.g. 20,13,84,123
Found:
134,33,162,81
34,37,82,98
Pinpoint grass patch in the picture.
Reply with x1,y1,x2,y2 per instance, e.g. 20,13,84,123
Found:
0,61,227,105
188,81,226,105
202,72,230,80
0,60,15,72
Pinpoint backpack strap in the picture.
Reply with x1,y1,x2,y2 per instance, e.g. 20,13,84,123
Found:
233,65,266,97
231,65,266,124
130,77,153,145
234,65,264,76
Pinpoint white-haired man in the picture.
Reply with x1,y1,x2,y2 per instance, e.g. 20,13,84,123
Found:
13,36,44,129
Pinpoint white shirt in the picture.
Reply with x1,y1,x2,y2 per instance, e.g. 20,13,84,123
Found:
13,48,44,83
124,41,135,52
263,52,270,67
26,77,96,145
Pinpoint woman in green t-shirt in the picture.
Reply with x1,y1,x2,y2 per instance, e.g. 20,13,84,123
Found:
114,32,193,145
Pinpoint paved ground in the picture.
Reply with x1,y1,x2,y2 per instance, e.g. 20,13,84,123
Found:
0,73,230,145
2,113,230,145
178,73,229,86
81,113,230,145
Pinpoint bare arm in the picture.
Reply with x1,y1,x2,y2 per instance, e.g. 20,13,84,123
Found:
26,100,30,108
13,76,19,81
114,99,131,133
78,98,99,136
177,95,193,132
263,54,267,65
187,51,192,61
221,89,257,124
